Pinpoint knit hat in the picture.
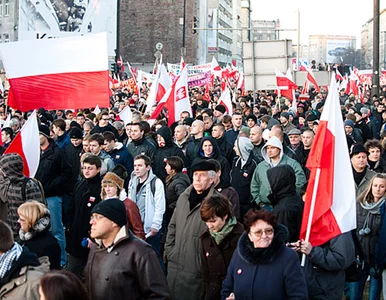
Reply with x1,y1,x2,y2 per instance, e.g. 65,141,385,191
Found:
183,117,194,126
215,105,226,114
39,125,50,138
246,114,257,123
280,112,290,120
91,199,127,227
344,120,355,129
69,127,83,139
102,172,124,190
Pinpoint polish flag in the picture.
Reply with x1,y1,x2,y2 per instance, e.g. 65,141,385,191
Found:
1,33,110,112
4,110,40,177
300,75,356,247
218,86,233,115
146,64,171,114
275,68,297,90
306,68,321,93
236,71,244,96
180,56,186,70
335,69,344,81
118,105,132,126
211,57,222,78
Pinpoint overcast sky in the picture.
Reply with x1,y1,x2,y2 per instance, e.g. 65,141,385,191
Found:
251,0,386,47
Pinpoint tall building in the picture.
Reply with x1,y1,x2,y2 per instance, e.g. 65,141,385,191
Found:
308,34,356,66
231,0,242,67
251,20,278,41
361,9,386,69
240,0,251,42
0,0,18,44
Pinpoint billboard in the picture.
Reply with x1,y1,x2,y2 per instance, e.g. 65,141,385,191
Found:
326,39,353,64
18,0,117,57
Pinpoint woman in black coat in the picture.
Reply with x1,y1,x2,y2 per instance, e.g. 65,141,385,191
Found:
17,201,61,270
199,194,243,300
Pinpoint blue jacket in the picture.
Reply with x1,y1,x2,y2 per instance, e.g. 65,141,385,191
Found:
107,142,134,175
221,225,308,300
56,132,71,150
375,202,386,268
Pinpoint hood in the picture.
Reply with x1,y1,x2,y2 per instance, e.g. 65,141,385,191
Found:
130,166,156,184
261,136,283,166
235,137,253,168
267,165,297,206
156,126,173,147
0,153,24,182
197,136,220,159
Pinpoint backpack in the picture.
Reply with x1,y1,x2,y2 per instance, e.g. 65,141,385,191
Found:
21,177,47,206
345,229,365,282
150,177,157,196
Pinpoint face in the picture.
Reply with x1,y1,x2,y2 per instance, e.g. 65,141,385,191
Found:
39,134,48,146
204,118,213,130
232,115,243,128
368,147,381,162
76,116,85,126
84,125,92,135
202,140,214,157
89,213,113,239
83,140,90,152
222,121,232,131
248,219,274,248
104,183,119,198
211,126,223,139
206,215,227,233
99,115,110,127
289,134,301,146
302,132,314,148
157,135,166,147
190,121,202,136
372,177,386,201
71,138,82,147
174,126,186,142
125,125,131,138
17,214,29,232
130,125,143,140
82,163,100,179
180,112,189,121
247,119,256,128
89,141,103,155
1,132,10,143
279,116,288,124
266,145,281,160
351,152,368,171
134,159,150,178
52,125,60,135
165,163,174,175
66,113,73,120
103,139,115,152
193,170,214,194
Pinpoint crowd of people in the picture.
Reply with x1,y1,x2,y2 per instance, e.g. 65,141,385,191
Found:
0,80,385,300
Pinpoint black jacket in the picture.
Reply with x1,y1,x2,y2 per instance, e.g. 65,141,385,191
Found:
185,136,203,168
127,136,156,162
267,165,304,243
153,126,188,182
66,175,102,259
65,142,83,192
90,123,119,138
215,135,235,166
21,227,61,270
35,140,72,198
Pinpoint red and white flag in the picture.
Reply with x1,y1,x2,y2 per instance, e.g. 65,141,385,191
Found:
118,105,132,126
275,68,297,90
218,86,233,115
1,33,110,111
211,57,222,78
236,72,244,96
4,110,40,177
306,68,321,93
146,64,171,114
300,75,356,247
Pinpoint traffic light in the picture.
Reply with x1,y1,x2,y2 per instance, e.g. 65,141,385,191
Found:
192,16,198,34
110,62,117,73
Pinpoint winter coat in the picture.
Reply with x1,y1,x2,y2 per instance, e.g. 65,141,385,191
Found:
0,248,49,300
123,198,146,240
127,169,165,233
216,185,240,220
267,165,304,242
200,222,243,300
356,168,376,197
55,132,71,150
153,126,188,182
191,136,231,185
98,150,115,176
90,123,119,138
127,136,156,162
368,157,386,173
375,202,386,268
107,142,134,175
21,227,61,270
302,231,355,300
250,136,306,207
65,142,83,192
165,185,220,300
221,225,308,300
35,140,73,198
224,128,239,145
164,172,191,227
85,227,171,300
185,136,203,168
66,175,102,259
251,140,265,163
0,154,43,238
215,135,235,166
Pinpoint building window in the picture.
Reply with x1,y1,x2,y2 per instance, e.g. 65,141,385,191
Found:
0,0,3,17
3,34,9,43
4,0,8,16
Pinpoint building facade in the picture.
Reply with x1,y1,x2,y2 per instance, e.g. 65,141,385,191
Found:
251,19,278,41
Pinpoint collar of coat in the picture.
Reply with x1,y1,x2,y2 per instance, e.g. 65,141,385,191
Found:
96,226,128,253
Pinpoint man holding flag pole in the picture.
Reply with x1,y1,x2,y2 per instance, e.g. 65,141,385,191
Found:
289,75,355,299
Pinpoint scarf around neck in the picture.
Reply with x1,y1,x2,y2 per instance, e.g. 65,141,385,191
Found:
19,215,50,241
210,216,237,245
360,198,385,215
0,243,23,278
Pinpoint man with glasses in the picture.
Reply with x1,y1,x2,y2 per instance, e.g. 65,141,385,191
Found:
91,111,119,137
85,199,171,300
65,155,102,278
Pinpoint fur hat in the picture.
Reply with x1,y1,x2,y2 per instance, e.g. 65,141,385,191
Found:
102,172,124,190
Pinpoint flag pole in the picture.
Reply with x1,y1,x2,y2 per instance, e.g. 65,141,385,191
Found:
301,167,321,267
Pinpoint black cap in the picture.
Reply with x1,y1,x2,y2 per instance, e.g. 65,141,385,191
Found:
69,127,83,139
350,144,368,158
183,117,194,126
91,199,127,227
39,125,50,138
215,105,226,114
191,161,217,173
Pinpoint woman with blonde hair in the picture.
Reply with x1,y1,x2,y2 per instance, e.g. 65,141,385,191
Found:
349,173,386,300
18,201,61,269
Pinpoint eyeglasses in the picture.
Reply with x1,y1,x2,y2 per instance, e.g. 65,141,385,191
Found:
250,228,274,238
102,118,110,121
90,215,105,222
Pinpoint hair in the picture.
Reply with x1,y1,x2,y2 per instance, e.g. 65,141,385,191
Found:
103,131,116,143
346,113,356,123
131,122,144,132
134,154,151,166
243,209,277,233
17,201,49,231
88,133,104,146
200,194,232,222
358,173,386,204
65,110,74,116
112,120,124,131
140,121,151,134
260,115,271,124
364,139,382,152
213,123,225,132
232,111,242,117
166,156,184,173
52,119,66,131
222,114,232,124
0,221,14,252
83,155,102,169
2,127,13,138
202,108,213,117
83,121,95,130
40,270,89,300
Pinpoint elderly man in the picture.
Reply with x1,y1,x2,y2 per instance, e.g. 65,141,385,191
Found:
250,136,306,210
165,161,220,300
85,199,171,300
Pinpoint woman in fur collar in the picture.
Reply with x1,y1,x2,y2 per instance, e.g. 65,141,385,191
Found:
221,209,308,300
